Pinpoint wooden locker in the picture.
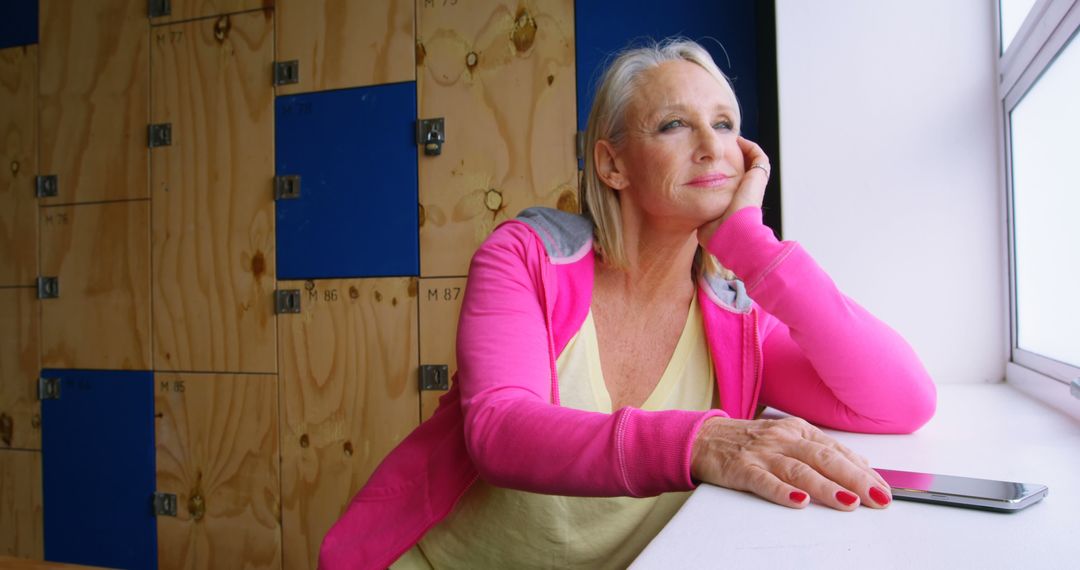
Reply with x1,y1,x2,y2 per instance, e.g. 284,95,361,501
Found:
39,201,151,370
0,45,37,287
155,373,281,570
418,277,466,421
150,0,270,24
0,288,40,451
275,0,414,95
0,449,43,559
38,0,148,204
151,10,276,374
417,0,577,276
278,278,419,570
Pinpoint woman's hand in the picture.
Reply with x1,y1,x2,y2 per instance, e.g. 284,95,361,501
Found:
691,416,893,510
697,136,771,244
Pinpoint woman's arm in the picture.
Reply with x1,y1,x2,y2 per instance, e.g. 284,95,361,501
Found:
455,221,727,497
705,206,937,434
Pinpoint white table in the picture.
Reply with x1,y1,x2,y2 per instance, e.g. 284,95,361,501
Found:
633,383,1080,570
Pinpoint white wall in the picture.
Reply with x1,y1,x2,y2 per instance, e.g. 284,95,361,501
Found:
775,0,1005,383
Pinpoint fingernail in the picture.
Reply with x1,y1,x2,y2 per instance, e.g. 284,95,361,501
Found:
789,491,808,504
835,490,858,506
869,486,891,506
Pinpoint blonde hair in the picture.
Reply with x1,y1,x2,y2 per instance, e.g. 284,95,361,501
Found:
580,38,737,278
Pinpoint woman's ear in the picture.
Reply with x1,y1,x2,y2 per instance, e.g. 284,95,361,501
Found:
594,139,628,190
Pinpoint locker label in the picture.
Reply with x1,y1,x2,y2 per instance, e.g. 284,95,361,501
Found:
426,287,461,302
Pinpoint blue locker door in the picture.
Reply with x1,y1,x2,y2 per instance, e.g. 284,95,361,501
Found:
276,81,420,279
41,369,157,570
0,0,37,49
575,0,762,139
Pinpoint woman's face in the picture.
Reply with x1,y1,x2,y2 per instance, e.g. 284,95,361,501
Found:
607,60,744,230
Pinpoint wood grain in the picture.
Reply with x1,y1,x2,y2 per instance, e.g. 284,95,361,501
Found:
278,278,419,570
155,372,281,570
0,289,40,451
418,277,466,421
0,556,111,570
275,0,414,95
0,450,43,560
150,0,271,24
0,45,37,286
151,10,277,374
417,0,578,276
38,0,148,204
39,201,151,370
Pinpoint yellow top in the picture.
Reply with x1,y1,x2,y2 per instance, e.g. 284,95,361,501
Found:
394,296,714,570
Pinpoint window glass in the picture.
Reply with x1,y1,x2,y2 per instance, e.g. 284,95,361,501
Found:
1010,30,1080,368
1001,0,1038,53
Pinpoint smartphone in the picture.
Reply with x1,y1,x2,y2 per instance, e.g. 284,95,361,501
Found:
874,468,1048,512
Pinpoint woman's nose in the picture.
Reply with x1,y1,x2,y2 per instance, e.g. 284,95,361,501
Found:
694,127,723,163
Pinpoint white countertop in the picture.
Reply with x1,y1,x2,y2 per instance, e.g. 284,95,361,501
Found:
632,383,1080,570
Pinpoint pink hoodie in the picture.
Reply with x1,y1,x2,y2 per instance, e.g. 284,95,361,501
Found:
319,207,936,569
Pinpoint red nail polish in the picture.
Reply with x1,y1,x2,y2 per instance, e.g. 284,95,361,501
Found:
869,487,891,506
789,491,808,503
836,490,858,506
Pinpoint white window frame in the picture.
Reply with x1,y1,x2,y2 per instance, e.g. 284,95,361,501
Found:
998,0,1080,392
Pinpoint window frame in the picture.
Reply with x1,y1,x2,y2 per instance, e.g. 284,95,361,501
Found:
998,0,1080,387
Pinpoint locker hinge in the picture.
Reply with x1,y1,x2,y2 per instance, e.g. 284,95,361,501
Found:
417,118,445,156
38,377,61,401
153,492,178,517
273,60,300,86
148,0,171,18
148,123,172,148
274,175,301,200
575,131,585,161
35,175,58,198
275,289,301,314
419,364,449,391
36,276,59,299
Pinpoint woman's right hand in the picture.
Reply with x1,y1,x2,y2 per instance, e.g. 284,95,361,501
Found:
690,416,893,510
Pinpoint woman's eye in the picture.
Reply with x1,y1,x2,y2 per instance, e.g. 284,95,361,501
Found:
659,119,684,132
713,120,734,131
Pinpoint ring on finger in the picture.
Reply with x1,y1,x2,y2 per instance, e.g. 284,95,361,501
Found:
750,163,771,176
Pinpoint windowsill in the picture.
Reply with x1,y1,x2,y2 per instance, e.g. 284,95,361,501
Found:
634,383,1080,569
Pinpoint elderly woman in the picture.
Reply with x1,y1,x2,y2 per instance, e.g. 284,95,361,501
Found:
320,38,936,569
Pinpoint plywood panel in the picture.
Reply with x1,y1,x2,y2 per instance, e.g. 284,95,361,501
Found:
39,201,151,370
417,0,577,276
151,10,276,373
0,450,43,559
0,45,37,286
38,0,148,204
0,288,40,451
418,277,465,421
279,278,418,570
150,0,270,24
155,372,280,570
275,0,414,95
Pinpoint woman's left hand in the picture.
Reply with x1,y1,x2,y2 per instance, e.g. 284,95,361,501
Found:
697,136,771,244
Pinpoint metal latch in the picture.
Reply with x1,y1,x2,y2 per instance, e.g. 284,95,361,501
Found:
417,118,445,156
274,60,300,86
38,377,61,401
275,289,301,314
153,492,178,516
274,175,301,200
419,364,449,391
36,276,59,299
148,123,172,148
35,175,58,198
148,0,171,18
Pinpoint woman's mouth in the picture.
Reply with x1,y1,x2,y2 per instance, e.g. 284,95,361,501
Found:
686,173,732,187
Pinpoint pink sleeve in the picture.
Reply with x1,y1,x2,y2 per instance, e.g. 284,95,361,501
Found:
456,222,727,497
706,208,936,434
